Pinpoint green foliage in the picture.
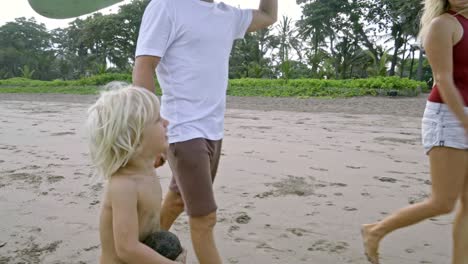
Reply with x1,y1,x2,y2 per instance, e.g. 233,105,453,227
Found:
0,0,433,83
72,73,133,85
0,86,100,94
1,76,426,98
0,73,133,86
18,65,35,79
228,77,426,98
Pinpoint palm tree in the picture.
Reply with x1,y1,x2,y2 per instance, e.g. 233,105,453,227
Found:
19,65,35,79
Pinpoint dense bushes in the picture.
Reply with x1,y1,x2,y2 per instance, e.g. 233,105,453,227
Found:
0,73,133,87
228,77,426,97
0,74,427,98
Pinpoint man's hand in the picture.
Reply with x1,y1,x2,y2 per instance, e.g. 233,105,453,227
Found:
154,153,167,168
174,248,187,264
247,0,278,32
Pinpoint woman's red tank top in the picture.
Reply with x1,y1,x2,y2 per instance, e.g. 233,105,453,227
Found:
428,10,468,105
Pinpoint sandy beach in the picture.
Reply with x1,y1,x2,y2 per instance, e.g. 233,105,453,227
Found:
0,93,454,264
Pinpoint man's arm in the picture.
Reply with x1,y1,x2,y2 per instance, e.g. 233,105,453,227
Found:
110,178,178,264
133,55,161,93
247,0,278,32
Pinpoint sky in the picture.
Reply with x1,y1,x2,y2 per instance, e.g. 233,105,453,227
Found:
0,0,303,30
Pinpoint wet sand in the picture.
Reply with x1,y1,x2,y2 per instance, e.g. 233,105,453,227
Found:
0,93,452,264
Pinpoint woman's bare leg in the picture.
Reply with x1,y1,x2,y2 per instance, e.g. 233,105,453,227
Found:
361,147,467,263
453,151,468,264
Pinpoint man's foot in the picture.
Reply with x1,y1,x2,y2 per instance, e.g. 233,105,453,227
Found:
361,224,381,264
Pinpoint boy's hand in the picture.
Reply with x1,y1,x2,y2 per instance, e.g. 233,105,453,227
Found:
174,248,187,263
154,153,167,168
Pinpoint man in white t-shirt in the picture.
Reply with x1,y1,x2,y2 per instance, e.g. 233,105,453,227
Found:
133,0,277,263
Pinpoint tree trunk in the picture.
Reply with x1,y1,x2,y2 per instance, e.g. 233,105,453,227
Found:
311,36,319,77
417,48,424,81
389,25,403,76
409,48,415,79
399,36,408,78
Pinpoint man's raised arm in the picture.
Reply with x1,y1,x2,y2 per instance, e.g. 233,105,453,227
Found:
247,0,278,32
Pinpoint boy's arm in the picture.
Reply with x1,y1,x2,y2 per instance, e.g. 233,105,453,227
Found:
110,178,177,264
247,0,278,32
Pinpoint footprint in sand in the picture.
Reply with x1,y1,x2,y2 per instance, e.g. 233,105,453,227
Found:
260,176,315,198
83,245,100,252
15,240,62,263
47,175,65,184
309,167,328,172
386,170,407,175
374,176,398,183
408,192,429,204
361,191,371,197
9,172,42,186
234,212,251,224
22,165,41,170
90,183,104,192
228,225,240,233
287,228,309,237
346,165,365,169
406,176,432,185
307,240,348,254
306,211,320,216
29,227,42,233
330,182,347,187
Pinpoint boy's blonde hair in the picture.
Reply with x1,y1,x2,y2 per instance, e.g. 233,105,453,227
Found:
419,0,468,44
86,82,160,180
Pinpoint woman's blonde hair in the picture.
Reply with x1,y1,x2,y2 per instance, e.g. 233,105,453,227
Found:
419,0,468,43
86,82,160,180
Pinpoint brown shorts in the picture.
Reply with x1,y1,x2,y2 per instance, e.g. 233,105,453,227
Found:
167,138,222,217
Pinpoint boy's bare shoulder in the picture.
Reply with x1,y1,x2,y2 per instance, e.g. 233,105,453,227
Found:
108,174,138,198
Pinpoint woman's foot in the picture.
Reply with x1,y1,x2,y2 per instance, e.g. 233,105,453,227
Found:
361,224,381,264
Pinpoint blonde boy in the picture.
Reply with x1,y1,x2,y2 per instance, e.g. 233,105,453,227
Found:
86,84,185,264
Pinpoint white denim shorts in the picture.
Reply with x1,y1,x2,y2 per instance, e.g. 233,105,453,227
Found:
422,101,468,154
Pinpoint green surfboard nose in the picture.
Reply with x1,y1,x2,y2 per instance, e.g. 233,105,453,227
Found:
28,0,123,19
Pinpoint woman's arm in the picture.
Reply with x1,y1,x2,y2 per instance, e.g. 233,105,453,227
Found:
424,15,468,130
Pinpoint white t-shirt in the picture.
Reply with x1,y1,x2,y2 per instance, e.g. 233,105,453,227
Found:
135,0,253,143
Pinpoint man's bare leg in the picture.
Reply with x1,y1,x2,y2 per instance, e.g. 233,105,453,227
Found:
190,212,222,264
160,190,185,231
